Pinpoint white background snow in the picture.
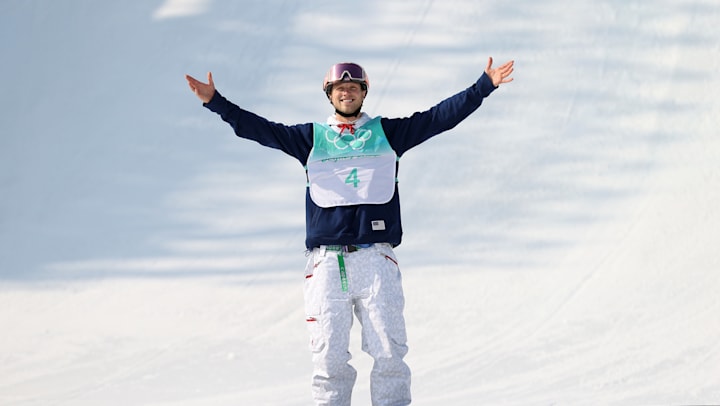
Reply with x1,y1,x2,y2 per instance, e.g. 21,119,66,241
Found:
2,0,719,404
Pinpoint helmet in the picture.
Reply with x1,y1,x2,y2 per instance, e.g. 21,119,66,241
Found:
323,62,369,97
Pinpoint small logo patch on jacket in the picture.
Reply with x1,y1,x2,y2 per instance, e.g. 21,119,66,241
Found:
371,220,386,231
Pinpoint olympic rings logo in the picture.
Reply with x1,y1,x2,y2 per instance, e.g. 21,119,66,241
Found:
325,128,373,151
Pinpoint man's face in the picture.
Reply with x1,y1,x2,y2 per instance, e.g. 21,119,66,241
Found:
330,82,366,116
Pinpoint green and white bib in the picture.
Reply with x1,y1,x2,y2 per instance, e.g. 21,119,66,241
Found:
307,117,397,208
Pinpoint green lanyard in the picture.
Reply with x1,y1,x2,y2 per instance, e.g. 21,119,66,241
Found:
337,253,348,292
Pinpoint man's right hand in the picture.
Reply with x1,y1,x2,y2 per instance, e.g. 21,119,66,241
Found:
185,72,216,104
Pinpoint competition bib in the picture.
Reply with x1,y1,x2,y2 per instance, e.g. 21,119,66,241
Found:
307,117,397,208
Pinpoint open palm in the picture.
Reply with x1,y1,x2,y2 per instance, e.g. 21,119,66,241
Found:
185,72,216,103
485,57,514,87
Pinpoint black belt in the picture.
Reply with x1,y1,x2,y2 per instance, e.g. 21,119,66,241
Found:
323,244,374,253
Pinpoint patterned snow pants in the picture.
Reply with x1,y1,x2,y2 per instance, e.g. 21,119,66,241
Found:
304,243,411,406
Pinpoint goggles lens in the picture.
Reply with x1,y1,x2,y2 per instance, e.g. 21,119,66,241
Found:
328,63,367,83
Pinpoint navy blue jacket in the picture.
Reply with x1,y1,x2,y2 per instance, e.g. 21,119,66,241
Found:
204,72,497,249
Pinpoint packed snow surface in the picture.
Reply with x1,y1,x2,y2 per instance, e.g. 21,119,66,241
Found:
2,1,719,405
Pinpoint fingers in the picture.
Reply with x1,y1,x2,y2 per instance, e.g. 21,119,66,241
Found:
495,60,513,73
185,73,212,88
185,74,200,84
485,57,514,75
485,58,515,86
497,60,515,82
185,72,216,103
185,74,201,91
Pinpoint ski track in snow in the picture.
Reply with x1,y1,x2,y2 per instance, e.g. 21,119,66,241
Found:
2,1,720,405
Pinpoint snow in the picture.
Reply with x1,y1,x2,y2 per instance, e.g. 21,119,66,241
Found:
1,0,719,404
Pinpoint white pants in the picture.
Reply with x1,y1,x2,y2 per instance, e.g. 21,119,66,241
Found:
304,243,411,406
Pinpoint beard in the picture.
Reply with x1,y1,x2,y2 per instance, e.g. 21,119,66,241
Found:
335,104,363,118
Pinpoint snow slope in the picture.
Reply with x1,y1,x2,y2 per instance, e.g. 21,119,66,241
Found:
1,0,719,404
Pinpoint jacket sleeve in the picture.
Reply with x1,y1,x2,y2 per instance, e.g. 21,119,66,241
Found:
381,72,498,157
203,91,314,164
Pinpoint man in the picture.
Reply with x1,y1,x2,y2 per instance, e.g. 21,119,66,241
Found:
186,57,514,406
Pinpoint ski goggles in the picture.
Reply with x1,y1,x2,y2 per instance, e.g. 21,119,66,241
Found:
326,63,368,85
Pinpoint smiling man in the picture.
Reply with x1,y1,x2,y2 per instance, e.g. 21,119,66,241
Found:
185,58,514,406
326,66,367,118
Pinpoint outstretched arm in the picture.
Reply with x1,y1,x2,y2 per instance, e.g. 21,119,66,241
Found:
485,57,514,87
185,71,216,103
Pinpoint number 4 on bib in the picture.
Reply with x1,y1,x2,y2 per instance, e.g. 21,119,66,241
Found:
345,168,359,188
307,117,397,208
